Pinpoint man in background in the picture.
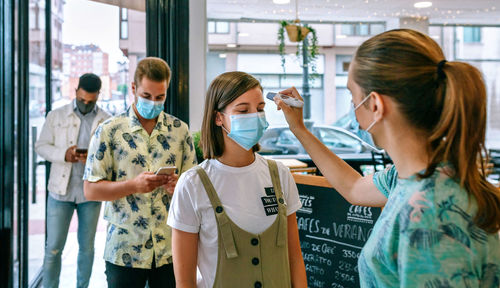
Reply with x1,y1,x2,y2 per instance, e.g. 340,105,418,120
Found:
36,73,110,288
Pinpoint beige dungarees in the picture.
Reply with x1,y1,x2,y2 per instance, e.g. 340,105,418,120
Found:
194,160,291,288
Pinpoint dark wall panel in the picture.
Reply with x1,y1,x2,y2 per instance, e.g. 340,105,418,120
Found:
146,0,190,124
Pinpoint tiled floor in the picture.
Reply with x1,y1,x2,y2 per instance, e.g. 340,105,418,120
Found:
58,209,108,288
28,204,108,288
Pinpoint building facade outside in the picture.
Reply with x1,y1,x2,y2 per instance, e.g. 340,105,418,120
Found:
62,44,112,100
206,21,500,149
118,7,146,104
119,8,500,149
29,0,65,116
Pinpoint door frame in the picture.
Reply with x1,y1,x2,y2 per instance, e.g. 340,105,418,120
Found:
0,0,190,287
0,0,16,286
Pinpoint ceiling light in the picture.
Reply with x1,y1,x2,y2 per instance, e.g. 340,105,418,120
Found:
414,2,432,8
219,54,227,58
273,0,290,4
226,43,237,48
238,32,249,37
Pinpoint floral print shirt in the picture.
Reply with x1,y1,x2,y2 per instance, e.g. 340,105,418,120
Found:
83,108,197,268
359,165,500,288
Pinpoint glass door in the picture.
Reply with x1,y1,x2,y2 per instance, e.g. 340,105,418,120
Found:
7,0,174,286
45,1,145,286
27,0,48,285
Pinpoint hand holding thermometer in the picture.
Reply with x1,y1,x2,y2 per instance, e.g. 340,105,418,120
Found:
266,92,304,108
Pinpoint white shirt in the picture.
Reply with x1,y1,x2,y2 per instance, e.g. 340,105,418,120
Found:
35,103,109,196
167,153,302,288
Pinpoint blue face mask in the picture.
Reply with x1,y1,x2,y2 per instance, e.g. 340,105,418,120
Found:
349,107,376,146
222,112,269,151
350,94,378,148
136,97,164,119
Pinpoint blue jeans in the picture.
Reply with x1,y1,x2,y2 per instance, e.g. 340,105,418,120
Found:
42,195,101,288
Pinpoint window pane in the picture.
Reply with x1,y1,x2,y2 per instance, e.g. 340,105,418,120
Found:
280,75,303,88
121,7,128,20
256,74,280,88
341,24,354,36
456,27,497,60
206,51,226,87
370,24,385,35
335,75,348,88
336,55,352,75
207,21,215,33
121,21,128,39
309,76,323,89
359,24,369,36
215,21,229,33
464,27,481,43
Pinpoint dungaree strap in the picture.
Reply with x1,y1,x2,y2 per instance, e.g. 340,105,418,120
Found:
267,160,287,247
194,166,239,259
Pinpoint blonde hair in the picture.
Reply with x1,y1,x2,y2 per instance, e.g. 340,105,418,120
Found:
134,57,171,86
201,71,262,159
353,29,500,233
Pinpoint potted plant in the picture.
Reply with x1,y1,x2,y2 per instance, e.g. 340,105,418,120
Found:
278,19,319,76
192,131,204,164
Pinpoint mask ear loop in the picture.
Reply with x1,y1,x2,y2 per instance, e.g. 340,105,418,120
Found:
365,119,378,132
221,125,230,134
366,93,380,132
355,92,379,132
217,111,230,134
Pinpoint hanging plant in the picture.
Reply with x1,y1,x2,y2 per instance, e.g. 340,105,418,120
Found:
278,20,319,78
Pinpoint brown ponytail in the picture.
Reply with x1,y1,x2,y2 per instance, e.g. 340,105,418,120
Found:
429,62,500,233
353,29,500,233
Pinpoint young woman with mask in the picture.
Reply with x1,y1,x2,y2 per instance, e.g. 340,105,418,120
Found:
167,71,307,288
275,29,500,287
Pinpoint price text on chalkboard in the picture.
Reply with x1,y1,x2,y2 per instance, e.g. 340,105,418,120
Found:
296,184,381,288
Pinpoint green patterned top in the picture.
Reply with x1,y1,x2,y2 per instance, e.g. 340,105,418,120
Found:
359,164,500,287
83,108,197,268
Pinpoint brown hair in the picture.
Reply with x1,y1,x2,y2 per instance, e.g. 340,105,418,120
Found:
201,71,262,159
134,57,171,86
352,29,500,233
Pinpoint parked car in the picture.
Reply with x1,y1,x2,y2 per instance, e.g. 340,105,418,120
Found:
333,110,376,147
258,125,383,156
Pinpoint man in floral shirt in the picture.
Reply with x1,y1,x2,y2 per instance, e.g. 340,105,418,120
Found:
83,57,196,288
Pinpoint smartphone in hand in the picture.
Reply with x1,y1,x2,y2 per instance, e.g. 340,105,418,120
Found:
75,148,88,154
155,166,176,175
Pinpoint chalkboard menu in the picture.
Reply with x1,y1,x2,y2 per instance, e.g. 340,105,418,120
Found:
296,178,381,288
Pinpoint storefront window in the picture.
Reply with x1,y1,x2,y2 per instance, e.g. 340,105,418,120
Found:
464,26,481,43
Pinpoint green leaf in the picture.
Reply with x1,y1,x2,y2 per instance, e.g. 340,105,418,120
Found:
409,228,444,249
440,223,471,248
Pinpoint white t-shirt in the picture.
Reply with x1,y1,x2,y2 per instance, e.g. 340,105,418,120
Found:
167,153,302,288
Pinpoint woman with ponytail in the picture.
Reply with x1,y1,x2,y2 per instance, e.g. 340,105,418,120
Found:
275,29,500,287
